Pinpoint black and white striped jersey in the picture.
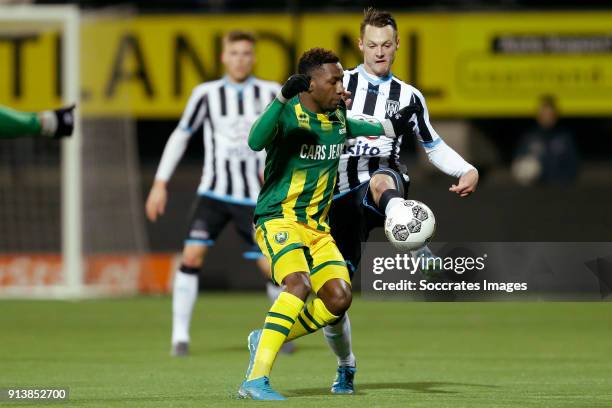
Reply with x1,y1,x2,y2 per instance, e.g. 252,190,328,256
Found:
335,65,442,195
155,76,281,205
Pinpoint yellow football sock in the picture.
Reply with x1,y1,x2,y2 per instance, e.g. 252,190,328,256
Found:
248,291,304,380
286,297,338,341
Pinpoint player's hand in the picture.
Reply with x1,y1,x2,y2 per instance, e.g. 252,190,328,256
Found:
450,168,479,197
338,90,352,110
39,104,76,139
279,74,311,102
51,104,76,139
384,104,421,138
146,180,168,222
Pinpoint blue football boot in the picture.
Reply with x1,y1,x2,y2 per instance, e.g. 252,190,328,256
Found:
238,376,286,400
331,366,356,394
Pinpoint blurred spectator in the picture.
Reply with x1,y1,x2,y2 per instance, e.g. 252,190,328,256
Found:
512,95,579,185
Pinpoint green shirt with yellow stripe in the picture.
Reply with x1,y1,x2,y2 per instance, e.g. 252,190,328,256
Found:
248,96,385,232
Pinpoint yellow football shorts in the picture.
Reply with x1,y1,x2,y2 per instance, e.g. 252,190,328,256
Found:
255,217,350,293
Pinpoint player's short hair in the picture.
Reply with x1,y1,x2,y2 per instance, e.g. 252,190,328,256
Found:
297,48,340,76
223,30,256,45
360,7,398,38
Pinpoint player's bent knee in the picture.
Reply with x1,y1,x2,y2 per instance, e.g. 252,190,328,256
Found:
370,169,405,197
282,272,312,300
326,291,352,316
182,257,204,268
370,174,396,197
318,279,352,316
182,245,208,268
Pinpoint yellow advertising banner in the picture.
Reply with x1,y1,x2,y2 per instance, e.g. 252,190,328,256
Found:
0,12,610,117
301,12,612,117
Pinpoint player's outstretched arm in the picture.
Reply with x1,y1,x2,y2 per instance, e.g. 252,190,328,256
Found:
0,106,40,138
248,74,310,151
346,117,385,138
425,136,478,197
0,104,75,139
423,135,478,197
408,90,478,197
346,104,418,139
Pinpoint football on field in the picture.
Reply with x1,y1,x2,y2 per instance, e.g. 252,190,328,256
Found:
384,200,436,251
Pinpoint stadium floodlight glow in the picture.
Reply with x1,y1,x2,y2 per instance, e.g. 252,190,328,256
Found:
0,5,82,298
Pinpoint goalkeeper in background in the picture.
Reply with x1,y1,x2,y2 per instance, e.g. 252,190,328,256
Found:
0,104,75,139
238,47,415,400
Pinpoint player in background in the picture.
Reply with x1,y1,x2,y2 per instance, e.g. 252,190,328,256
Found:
238,48,416,400
145,31,281,357
324,8,480,393
0,104,75,139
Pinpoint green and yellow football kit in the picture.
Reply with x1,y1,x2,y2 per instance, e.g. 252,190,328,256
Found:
251,95,384,290
246,95,387,380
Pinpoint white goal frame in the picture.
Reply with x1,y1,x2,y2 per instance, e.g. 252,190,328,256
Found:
0,5,82,298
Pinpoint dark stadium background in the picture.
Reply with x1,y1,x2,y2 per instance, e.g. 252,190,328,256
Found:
1,3,611,407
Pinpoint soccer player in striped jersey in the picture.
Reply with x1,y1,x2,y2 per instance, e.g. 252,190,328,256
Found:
145,31,281,357
238,48,415,400
0,104,75,139
324,8,480,394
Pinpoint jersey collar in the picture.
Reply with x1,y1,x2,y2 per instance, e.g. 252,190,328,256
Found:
222,75,254,92
293,96,342,121
358,64,393,85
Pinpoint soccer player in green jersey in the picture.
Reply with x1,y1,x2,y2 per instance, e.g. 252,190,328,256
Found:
238,48,416,400
0,104,75,139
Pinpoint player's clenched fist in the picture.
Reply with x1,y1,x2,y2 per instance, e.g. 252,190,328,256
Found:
37,104,76,139
278,74,311,103
51,104,76,139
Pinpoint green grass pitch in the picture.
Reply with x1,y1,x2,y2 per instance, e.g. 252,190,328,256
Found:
1,294,611,407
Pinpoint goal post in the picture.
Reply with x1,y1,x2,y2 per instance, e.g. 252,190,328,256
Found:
0,5,82,298
0,5,180,299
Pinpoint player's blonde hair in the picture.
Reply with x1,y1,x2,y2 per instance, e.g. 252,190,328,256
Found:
223,30,256,46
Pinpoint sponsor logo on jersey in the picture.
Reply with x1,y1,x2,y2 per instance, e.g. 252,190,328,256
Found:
342,139,382,156
300,143,344,160
297,112,310,129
